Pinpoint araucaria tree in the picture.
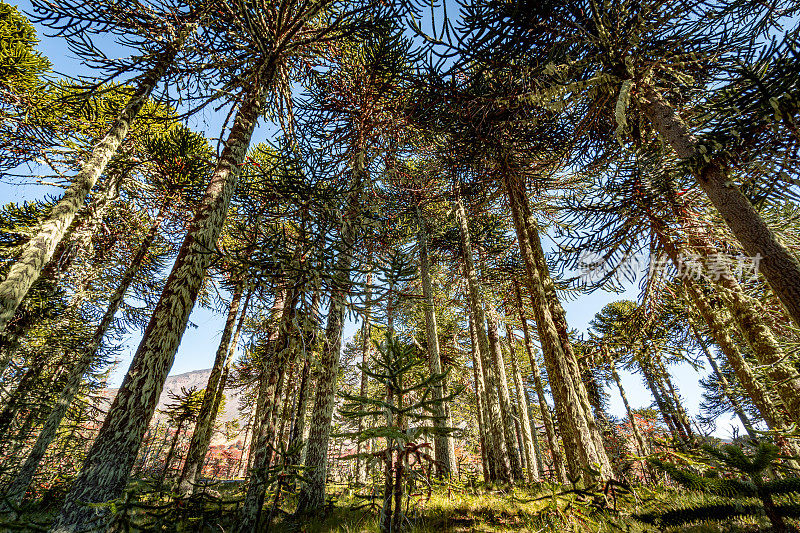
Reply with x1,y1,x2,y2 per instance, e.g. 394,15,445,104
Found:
2,0,800,531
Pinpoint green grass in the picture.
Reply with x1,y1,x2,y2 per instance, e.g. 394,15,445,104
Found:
0,481,786,532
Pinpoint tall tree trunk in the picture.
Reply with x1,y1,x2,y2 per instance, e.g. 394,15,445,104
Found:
639,360,680,439
0,43,183,333
504,174,609,480
505,323,538,483
485,305,524,481
638,82,800,328
690,324,756,438
1,207,166,509
158,420,186,489
523,208,612,476
468,313,492,481
295,153,365,514
237,288,299,531
603,346,648,457
512,280,567,483
651,225,790,433
453,191,512,484
356,273,373,484
527,399,545,481
654,359,694,441
416,209,457,478
287,291,320,488
38,168,124,289
671,196,800,419
50,78,268,533
178,282,251,495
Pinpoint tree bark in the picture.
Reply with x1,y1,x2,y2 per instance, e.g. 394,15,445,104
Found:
504,173,609,480
512,280,567,483
416,208,457,477
651,225,791,433
0,43,182,334
485,305,524,481
295,155,365,514
158,419,185,489
177,282,251,495
690,324,756,438
237,288,299,531
50,78,268,533
505,323,538,483
603,346,648,457
355,273,373,484
1,206,166,509
468,312,492,481
454,191,512,484
638,82,800,328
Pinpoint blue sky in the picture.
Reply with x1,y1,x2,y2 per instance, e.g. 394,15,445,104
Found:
0,0,744,439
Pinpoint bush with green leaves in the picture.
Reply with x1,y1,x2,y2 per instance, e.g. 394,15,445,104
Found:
339,332,462,533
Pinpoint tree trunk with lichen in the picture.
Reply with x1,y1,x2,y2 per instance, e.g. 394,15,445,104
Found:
355,273,373,484
454,191,513,484
505,323,539,482
468,312,492,481
178,282,249,495
50,78,267,533
504,172,610,481
690,325,756,438
651,224,792,435
638,82,800,329
416,209,457,478
296,156,366,514
0,44,183,334
512,280,567,483
237,287,299,532
1,207,167,510
485,305,524,481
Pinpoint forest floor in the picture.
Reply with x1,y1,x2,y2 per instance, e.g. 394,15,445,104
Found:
269,482,775,533
1,481,780,532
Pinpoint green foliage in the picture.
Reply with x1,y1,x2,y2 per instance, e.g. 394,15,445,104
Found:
0,2,50,96
638,442,800,531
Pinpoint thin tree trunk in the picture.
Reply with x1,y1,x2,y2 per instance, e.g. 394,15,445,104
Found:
603,346,648,457
638,82,800,328
485,306,524,481
416,207,456,477
50,78,268,533
527,397,545,480
505,323,538,483
468,313,492,482
0,43,183,333
177,281,252,496
690,324,756,438
237,288,298,531
158,420,185,489
287,291,319,488
356,273,373,484
512,280,567,483
1,207,167,508
295,158,365,514
655,359,694,441
504,172,610,480
651,225,790,432
177,282,245,495
454,191,512,484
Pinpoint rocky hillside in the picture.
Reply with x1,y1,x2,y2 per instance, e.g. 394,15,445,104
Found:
106,369,245,426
